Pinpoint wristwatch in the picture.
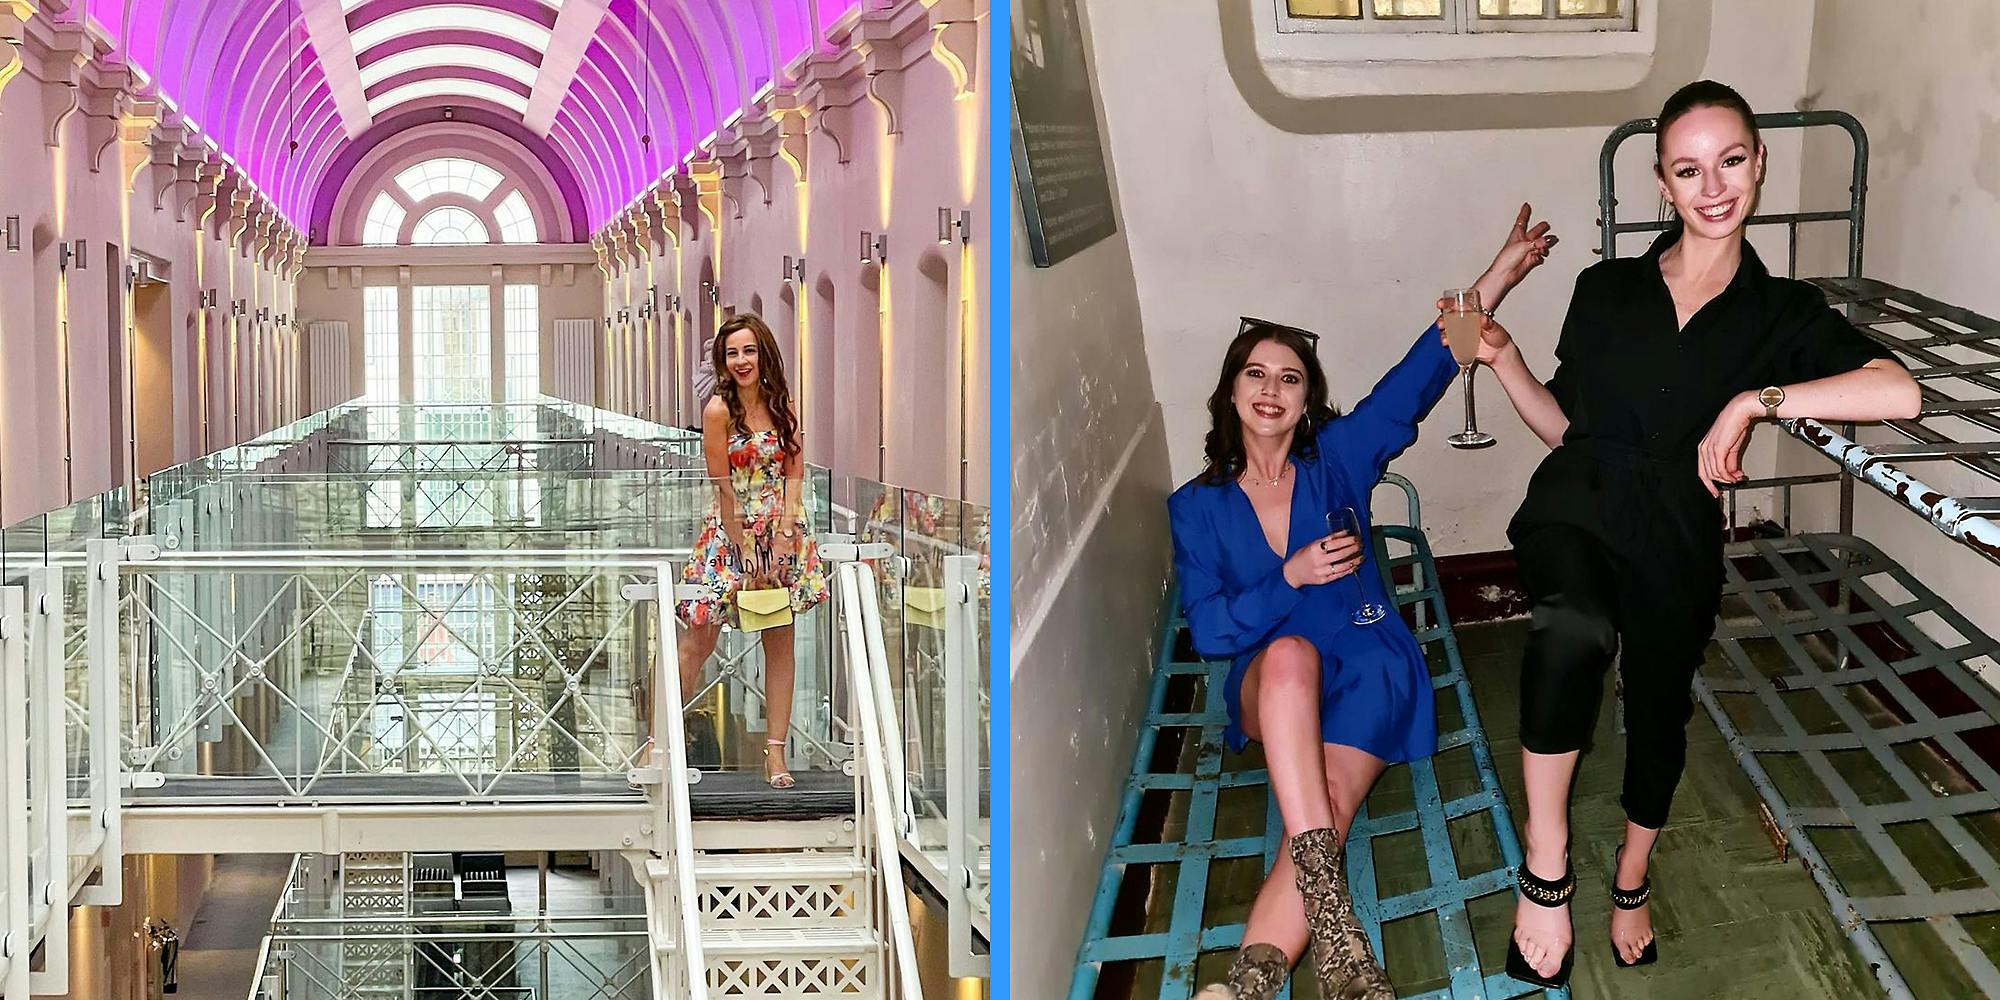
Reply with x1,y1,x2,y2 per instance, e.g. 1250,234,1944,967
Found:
1758,385,1786,420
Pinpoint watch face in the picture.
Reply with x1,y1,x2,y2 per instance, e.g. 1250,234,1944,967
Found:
1759,387,1785,409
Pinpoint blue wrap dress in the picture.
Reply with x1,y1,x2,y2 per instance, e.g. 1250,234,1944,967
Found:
1167,326,1458,762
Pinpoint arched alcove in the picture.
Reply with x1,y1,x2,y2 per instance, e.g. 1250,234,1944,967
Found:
898,252,952,497
809,276,836,468
852,264,884,483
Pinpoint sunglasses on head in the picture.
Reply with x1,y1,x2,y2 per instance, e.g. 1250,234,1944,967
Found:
1238,316,1320,348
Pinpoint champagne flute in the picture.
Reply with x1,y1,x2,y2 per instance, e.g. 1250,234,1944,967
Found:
1442,288,1496,449
1329,506,1387,626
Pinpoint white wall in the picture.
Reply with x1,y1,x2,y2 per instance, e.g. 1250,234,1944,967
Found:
1083,0,1821,556
1788,0,2000,659
0,15,303,524
1008,2,1173,995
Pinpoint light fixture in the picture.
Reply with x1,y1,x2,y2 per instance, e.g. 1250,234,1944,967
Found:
667,294,681,312
201,289,217,308
233,299,247,316
954,209,973,243
784,255,806,284
938,208,954,245
860,231,887,265
783,255,794,284
257,307,270,323
57,241,74,271
603,315,612,328
701,280,718,305
2,216,18,253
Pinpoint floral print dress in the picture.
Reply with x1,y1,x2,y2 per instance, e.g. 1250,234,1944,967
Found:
676,429,830,627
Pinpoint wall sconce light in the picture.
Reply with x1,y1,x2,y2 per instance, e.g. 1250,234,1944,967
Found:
257,307,270,323
940,208,972,244
57,240,83,271
938,208,965,245
232,299,247,316
667,294,682,312
2,216,18,253
201,289,217,308
784,255,806,284
860,231,888,265
603,315,612,328
702,280,718,305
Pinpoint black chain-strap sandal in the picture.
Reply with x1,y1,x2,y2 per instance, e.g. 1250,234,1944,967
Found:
1609,871,1659,968
1505,861,1576,988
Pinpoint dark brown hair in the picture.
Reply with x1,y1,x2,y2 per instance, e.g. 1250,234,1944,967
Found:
712,313,802,458
1655,79,1761,165
1197,322,1339,486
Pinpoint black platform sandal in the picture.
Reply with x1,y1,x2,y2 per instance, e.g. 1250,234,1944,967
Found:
1609,873,1659,968
1505,861,1575,988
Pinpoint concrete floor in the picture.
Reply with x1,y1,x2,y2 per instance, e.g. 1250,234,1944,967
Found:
172,854,293,1000
1107,618,1892,999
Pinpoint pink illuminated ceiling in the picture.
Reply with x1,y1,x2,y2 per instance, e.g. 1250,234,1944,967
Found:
86,0,862,242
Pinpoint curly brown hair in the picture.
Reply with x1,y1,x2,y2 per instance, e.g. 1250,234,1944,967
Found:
711,313,801,458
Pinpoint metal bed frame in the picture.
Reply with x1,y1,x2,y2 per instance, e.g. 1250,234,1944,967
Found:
1602,110,2000,999
1067,477,1555,999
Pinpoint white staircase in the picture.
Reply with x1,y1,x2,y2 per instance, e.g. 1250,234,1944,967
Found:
339,852,410,997
642,850,886,997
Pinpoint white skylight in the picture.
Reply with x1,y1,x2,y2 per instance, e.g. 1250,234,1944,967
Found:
367,78,531,117
359,45,542,89
350,6,553,54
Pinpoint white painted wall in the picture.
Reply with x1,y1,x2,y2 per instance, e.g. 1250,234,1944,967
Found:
1084,0,1821,556
1008,2,1172,996
1787,0,2000,662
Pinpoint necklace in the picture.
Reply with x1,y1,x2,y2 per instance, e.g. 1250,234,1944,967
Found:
1244,462,1289,488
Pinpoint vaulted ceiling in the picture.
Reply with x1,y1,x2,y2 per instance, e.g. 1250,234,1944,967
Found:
86,0,859,240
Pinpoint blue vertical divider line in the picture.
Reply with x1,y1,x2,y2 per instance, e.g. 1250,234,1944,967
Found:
1068,516,1565,1000
989,0,1011,992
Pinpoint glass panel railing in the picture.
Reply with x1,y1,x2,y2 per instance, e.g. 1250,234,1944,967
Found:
830,474,991,952
254,851,652,1000
115,549,668,802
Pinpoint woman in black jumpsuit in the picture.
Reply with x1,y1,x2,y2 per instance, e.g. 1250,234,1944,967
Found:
1475,82,1921,987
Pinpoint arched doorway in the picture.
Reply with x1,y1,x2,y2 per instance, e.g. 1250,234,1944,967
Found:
809,276,836,468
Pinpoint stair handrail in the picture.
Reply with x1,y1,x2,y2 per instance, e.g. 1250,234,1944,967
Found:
838,561,924,998
651,563,709,1000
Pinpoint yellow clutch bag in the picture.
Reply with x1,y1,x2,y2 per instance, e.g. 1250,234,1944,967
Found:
904,586,946,631
736,587,794,633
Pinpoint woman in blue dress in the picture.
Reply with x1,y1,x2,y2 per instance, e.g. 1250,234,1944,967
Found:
1180,208,1557,1000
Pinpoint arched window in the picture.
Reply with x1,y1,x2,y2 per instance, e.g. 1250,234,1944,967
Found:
395,157,503,203
493,191,538,243
412,207,490,245
363,193,406,246
348,155,546,246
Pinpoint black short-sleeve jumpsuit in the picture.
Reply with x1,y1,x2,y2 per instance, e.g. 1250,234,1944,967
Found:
1508,226,1896,830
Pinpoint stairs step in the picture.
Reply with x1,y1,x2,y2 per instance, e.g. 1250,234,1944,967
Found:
694,851,865,881
700,926,879,955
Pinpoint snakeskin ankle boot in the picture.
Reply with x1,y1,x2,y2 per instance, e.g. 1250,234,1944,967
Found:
1290,827,1394,1000
1192,941,1288,1000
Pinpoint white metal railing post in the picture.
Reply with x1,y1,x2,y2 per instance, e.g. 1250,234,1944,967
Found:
855,567,914,838
28,567,69,994
942,553,988,977
651,564,708,1000
75,539,122,906
837,563,923,998
1,587,31,1000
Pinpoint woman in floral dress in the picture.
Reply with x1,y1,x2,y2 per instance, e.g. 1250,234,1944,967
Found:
675,313,829,788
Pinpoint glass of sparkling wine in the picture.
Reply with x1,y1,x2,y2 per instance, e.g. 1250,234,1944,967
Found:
1443,288,1496,449
1329,506,1387,626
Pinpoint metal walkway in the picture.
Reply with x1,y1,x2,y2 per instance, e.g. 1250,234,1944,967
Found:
1068,518,1559,999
